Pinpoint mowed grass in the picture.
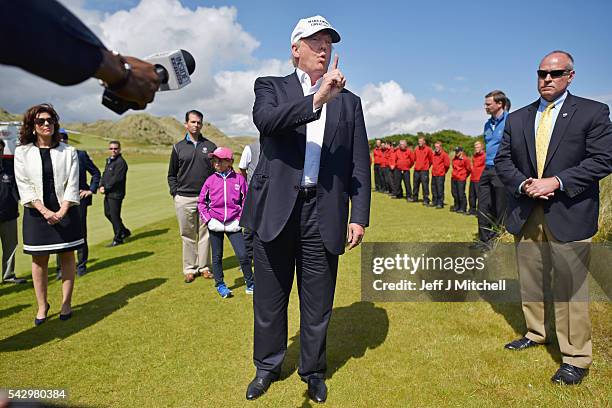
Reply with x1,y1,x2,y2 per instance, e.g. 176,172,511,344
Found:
1,160,610,407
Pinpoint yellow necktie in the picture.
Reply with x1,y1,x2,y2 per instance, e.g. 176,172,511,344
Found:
535,103,555,178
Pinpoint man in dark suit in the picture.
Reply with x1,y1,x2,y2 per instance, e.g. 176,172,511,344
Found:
240,15,371,403
100,140,130,247
56,129,100,278
495,50,612,385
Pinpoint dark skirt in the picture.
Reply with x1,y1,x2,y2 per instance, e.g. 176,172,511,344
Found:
22,205,84,256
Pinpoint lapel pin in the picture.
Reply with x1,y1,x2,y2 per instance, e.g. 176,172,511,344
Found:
562,112,568,118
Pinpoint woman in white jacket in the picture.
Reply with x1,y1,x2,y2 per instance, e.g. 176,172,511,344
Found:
14,104,83,326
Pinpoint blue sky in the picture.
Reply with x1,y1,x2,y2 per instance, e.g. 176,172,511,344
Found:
3,0,611,137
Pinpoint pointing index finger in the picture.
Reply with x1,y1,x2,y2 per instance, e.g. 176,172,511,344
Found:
332,54,339,71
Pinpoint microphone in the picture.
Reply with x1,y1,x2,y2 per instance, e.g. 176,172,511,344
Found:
102,49,196,114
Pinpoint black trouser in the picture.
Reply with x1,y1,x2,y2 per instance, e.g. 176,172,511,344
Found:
477,167,507,242
373,164,382,191
253,194,338,381
392,169,411,198
468,181,479,214
451,180,467,211
209,229,253,287
430,175,445,206
243,227,255,265
104,197,128,242
413,170,430,203
381,167,392,193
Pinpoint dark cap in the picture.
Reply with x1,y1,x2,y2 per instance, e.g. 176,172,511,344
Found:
454,146,463,153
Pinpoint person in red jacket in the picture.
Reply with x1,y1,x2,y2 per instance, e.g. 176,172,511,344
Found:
382,142,395,194
451,146,471,213
430,141,450,208
411,137,434,205
391,140,415,200
468,141,486,215
372,139,384,192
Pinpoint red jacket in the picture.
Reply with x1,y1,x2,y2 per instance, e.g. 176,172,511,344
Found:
372,147,384,165
451,155,472,181
392,148,415,171
414,145,434,171
470,151,486,182
431,150,450,176
381,148,394,168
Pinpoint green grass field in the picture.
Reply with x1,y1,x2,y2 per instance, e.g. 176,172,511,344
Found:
0,152,610,407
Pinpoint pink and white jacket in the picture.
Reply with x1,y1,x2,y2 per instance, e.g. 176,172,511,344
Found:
198,169,247,232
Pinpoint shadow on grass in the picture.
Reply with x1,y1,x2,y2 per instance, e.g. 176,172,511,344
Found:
0,278,166,351
0,281,32,297
127,228,170,242
0,304,31,320
87,251,154,273
281,301,389,381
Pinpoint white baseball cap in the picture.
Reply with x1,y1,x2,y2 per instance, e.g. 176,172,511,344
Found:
291,15,341,45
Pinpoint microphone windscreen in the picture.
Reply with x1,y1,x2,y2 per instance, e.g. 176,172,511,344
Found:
180,50,196,75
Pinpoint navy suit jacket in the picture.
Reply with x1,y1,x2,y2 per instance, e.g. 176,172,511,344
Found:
77,150,101,206
495,93,612,242
240,72,371,255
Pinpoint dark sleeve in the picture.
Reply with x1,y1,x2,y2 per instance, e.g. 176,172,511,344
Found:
252,77,321,137
0,0,105,85
83,152,101,192
494,116,528,196
349,97,372,227
556,103,612,198
167,145,178,196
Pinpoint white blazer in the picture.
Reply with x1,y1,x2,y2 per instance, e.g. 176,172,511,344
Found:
14,142,80,208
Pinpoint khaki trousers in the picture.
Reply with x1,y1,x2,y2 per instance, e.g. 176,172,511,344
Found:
514,203,592,368
174,195,211,276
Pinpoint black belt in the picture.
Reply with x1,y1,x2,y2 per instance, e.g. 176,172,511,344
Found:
296,186,317,199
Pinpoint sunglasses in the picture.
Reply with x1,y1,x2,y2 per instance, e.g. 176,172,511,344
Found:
33,118,56,126
109,147,120,150
537,69,571,79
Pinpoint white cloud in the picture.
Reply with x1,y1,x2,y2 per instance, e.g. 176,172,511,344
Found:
360,81,486,137
0,0,487,138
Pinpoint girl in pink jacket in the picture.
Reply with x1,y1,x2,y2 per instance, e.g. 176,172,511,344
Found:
198,147,253,298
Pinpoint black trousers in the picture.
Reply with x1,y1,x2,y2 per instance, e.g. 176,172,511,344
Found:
381,167,392,192
451,180,467,211
477,167,507,242
253,194,338,381
430,175,445,206
56,204,89,274
392,169,411,198
468,181,479,214
243,227,255,265
413,170,430,203
373,164,382,191
104,197,128,242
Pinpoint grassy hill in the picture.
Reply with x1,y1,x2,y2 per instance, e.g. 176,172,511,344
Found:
0,107,21,122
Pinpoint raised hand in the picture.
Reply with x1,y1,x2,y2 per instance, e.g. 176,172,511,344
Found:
314,54,346,109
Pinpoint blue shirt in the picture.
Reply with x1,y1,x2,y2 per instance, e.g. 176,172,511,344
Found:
483,111,508,166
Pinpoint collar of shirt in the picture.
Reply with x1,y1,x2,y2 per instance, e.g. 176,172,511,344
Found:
185,133,200,145
487,110,508,127
296,68,323,96
538,90,568,112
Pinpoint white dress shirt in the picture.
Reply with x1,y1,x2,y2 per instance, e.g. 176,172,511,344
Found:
296,68,327,187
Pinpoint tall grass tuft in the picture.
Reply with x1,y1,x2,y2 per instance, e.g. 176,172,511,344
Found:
597,175,612,242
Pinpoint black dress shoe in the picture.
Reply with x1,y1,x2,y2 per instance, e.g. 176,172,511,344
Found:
106,240,123,247
504,337,541,350
121,229,132,239
246,377,271,400
307,378,327,403
35,302,50,326
551,363,588,385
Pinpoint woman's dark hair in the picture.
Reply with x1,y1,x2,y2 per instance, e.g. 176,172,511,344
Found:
19,103,61,145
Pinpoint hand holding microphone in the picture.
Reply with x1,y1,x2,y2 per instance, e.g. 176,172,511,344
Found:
314,54,346,110
100,49,196,114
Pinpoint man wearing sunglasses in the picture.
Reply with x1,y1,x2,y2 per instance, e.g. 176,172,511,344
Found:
495,50,612,385
100,141,130,246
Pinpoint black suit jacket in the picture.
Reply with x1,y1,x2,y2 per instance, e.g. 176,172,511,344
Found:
77,150,101,206
495,93,612,241
101,155,128,200
240,72,371,255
